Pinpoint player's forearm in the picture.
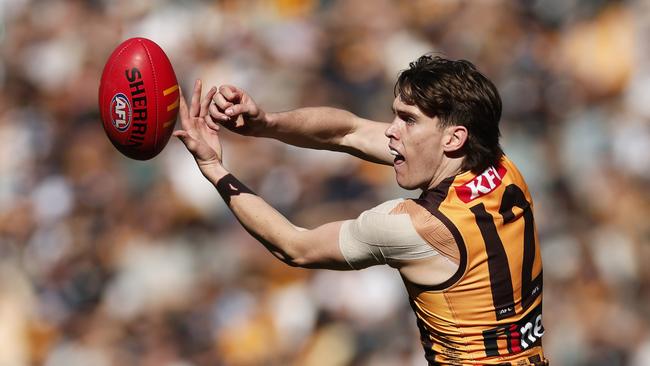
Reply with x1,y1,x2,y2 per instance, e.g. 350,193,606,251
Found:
261,107,391,164
262,107,358,150
203,166,306,265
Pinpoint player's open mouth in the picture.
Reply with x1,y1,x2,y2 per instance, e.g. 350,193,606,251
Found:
389,148,405,165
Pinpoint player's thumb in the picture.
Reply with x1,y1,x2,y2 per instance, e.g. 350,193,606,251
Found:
173,130,194,150
224,104,249,118
222,104,248,128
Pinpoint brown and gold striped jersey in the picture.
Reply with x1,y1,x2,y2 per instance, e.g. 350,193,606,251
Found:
393,156,547,365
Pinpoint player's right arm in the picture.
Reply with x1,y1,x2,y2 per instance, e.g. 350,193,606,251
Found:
208,85,393,165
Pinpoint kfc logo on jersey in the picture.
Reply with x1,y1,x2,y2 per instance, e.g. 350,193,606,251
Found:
456,165,507,203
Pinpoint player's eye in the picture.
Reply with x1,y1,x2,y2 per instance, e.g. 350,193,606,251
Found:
401,114,416,125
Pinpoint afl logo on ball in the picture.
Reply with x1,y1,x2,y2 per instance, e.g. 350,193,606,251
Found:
110,93,132,132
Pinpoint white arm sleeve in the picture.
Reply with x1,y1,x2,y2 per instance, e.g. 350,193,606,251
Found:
338,199,439,269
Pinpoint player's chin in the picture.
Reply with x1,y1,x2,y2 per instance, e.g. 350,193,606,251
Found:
395,173,420,191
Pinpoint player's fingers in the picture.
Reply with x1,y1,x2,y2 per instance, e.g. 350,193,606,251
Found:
178,87,192,131
200,86,217,117
209,103,231,123
203,113,221,132
189,79,202,117
201,114,219,132
219,85,241,103
213,92,233,111
225,103,251,118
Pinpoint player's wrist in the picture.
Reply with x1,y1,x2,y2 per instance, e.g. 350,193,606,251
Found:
259,111,277,137
199,161,229,182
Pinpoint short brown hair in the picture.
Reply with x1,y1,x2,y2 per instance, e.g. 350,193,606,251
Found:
395,55,504,173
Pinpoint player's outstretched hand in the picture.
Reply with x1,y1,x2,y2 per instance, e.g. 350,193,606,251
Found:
208,85,267,136
173,79,223,175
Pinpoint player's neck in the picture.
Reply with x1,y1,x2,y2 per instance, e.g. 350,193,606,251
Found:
425,157,464,191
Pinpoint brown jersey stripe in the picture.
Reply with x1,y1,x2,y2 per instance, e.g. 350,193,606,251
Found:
409,178,468,292
408,298,439,365
419,176,455,209
500,184,540,311
470,202,516,320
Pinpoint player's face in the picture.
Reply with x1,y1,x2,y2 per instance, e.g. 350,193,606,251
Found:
385,96,446,190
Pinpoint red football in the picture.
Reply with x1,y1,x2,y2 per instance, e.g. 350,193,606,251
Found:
98,38,179,160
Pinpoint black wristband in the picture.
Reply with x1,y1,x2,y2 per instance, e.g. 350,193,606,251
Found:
215,174,255,205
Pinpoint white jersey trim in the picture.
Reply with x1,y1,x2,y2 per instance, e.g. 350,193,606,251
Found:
338,199,439,269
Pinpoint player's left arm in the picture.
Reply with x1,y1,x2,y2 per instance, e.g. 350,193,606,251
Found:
210,173,350,269
174,79,351,270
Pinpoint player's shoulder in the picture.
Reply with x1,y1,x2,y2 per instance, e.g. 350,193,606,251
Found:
367,198,405,214
500,154,533,194
372,198,447,235
365,198,432,219
355,198,417,235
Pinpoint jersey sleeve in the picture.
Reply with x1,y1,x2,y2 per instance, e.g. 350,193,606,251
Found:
338,199,440,269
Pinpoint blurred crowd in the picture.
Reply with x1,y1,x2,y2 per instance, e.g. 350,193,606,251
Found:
1,0,649,365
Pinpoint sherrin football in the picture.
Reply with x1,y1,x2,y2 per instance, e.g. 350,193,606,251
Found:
98,38,179,160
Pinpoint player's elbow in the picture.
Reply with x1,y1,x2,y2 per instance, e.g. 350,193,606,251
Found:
271,225,346,270
292,254,323,268
280,248,316,268
282,257,308,268
266,248,305,267
278,240,319,268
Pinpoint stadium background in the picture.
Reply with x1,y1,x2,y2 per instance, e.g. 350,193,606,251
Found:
1,0,649,365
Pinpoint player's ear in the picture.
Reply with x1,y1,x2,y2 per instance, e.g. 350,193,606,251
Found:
442,125,468,153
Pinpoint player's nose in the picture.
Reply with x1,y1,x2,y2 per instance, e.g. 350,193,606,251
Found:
385,120,399,139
